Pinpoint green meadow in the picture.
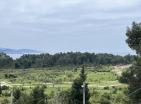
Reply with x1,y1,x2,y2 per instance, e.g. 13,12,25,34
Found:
0,65,129,103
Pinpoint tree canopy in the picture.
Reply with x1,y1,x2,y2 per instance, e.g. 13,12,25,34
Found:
120,22,141,103
70,66,90,104
0,52,135,69
126,22,141,55
14,53,135,69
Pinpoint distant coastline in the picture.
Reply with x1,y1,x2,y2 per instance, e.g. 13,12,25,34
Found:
0,47,40,59
7,53,40,59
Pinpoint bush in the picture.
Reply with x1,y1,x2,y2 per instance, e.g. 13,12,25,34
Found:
13,88,21,102
104,86,109,90
1,85,9,90
4,74,17,79
1,99,9,104
119,70,131,83
100,93,111,104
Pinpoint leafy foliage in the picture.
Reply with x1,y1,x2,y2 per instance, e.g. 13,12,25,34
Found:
0,52,135,69
121,58,141,103
120,21,141,103
13,88,22,103
0,53,14,68
15,53,135,69
70,66,90,104
30,86,47,104
126,22,141,55
100,93,111,104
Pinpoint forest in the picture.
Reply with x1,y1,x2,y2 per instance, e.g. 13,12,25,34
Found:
0,52,135,69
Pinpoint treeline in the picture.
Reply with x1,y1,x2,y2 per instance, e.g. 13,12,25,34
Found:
0,52,135,69
0,53,14,68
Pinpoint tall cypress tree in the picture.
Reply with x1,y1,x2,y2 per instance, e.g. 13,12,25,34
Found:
80,66,86,82
70,66,90,104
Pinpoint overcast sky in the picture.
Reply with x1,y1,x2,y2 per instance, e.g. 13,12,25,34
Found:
0,0,141,55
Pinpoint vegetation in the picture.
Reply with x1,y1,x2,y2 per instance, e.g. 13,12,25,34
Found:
15,53,135,69
11,86,47,104
30,86,47,104
126,22,141,55
0,52,135,69
0,53,14,69
1,22,141,103
0,66,129,104
120,22,141,103
70,66,90,104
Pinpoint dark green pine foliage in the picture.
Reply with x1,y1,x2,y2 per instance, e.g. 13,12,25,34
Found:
13,89,21,103
122,22,141,103
100,93,111,104
14,53,135,69
80,66,86,82
70,66,90,104
30,86,46,104
126,22,141,55
127,58,141,103
0,53,14,68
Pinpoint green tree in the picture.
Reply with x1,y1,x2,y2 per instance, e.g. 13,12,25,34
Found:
126,22,141,55
14,94,31,104
30,86,47,104
100,93,111,104
14,52,134,69
70,66,90,104
57,90,71,104
80,66,86,82
13,89,21,103
0,53,14,68
123,22,141,103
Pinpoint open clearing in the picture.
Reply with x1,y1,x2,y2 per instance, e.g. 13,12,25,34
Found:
0,65,129,88
0,65,129,103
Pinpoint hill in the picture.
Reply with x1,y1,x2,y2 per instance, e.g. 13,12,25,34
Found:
0,48,39,54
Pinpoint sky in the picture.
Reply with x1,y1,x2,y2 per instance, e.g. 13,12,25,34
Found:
0,0,141,55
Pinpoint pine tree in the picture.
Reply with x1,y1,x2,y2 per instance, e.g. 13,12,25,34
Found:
70,66,90,104
13,89,21,103
30,86,46,104
126,22,141,55
123,22,141,103
80,66,86,82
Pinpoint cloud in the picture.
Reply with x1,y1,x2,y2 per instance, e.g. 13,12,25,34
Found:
0,0,140,25
0,0,140,54
93,0,140,10
0,0,140,34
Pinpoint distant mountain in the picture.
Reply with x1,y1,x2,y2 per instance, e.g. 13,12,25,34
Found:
0,48,39,54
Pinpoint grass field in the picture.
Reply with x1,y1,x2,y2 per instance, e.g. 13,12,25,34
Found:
0,65,129,103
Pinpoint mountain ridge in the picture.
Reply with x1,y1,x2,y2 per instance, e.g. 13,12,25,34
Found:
0,48,39,54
